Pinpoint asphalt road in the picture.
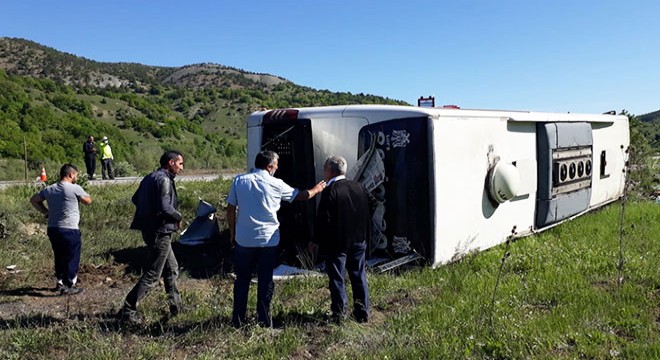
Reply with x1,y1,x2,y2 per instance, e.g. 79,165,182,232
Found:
0,173,237,190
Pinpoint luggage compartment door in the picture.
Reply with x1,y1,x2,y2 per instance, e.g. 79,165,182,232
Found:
536,122,593,228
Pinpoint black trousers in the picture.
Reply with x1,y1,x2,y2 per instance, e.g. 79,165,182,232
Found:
84,155,96,179
101,158,114,179
232,244,278,327
325,241,370,322
46,227,82,287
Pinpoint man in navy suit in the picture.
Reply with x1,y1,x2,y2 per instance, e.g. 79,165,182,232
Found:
310,155,377,323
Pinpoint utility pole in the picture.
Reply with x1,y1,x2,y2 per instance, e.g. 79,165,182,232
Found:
23,137,28,182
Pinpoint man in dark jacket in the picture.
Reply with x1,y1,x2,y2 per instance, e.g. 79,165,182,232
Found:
82,136,97,180
310,155,377,323
119,150,185,324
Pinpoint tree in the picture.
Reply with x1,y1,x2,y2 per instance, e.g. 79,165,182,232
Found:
621,110,656,198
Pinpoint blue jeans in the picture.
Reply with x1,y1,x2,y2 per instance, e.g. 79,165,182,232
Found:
122,231,181,315
325,241,370,322
47,227,82,287
232,244,278,327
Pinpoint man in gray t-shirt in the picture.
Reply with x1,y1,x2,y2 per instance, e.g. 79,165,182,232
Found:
30,164,92,295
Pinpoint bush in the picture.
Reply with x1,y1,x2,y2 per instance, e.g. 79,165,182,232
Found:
113,160,137,177
626,112,657,199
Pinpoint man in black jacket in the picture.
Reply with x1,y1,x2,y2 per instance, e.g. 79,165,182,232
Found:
310,155,377,323
119,150,185,324
82,136,97,180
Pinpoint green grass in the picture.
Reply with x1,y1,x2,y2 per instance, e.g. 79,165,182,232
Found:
0,181,658,359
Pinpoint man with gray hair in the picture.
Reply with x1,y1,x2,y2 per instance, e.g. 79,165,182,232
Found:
227,150,326,328
310,155,376,323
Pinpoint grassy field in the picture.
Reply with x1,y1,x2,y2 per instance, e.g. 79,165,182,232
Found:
0,179,658,359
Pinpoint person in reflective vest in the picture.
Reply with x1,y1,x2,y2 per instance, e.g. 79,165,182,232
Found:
98,136,115,180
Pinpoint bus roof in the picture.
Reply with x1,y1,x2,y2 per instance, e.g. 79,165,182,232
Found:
248,104,625,127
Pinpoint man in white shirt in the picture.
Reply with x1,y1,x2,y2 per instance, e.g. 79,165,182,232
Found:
226,150,325,327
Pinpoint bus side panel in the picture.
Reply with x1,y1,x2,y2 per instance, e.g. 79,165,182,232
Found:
432,118,538,266
590,120,629,207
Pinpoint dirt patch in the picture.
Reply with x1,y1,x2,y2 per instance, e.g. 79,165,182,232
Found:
0,263,134,321
374,286,437,313
0,264,220,325
0,237,234,324
591,279,618,292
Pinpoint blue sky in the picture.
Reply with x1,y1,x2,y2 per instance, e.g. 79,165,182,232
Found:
2,1,658,115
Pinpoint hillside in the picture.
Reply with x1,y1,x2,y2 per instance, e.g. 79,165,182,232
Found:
0,37,407,180
637,110,660,150
638,109,660,123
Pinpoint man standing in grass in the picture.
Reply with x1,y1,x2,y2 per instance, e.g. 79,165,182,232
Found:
30,164,92,295
309,155,376,323
118,151,185,324
226,150,325,328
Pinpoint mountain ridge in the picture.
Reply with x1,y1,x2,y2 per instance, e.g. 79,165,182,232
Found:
0,37,293,90
0,37,407,180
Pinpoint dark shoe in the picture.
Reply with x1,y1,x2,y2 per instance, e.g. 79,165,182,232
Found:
60,286,84,296
257,320,272,328
118,309,141,325
231,316,246,329
54,281,65,292
353,310,369,324
331,312,347,325
169,304,183,317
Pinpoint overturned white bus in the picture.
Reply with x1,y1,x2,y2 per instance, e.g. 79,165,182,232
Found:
246,105,629,267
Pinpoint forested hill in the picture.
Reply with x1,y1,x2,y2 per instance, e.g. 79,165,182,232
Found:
0,37,407,180
636,110,660,150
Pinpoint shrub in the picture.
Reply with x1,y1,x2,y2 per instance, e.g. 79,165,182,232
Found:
113,160,137,177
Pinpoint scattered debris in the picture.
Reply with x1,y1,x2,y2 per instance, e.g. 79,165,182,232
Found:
366,257,389,268
272,264,323,280
179,199,220,246
374,252,424,273
241,264,324,283
5,264,21,274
